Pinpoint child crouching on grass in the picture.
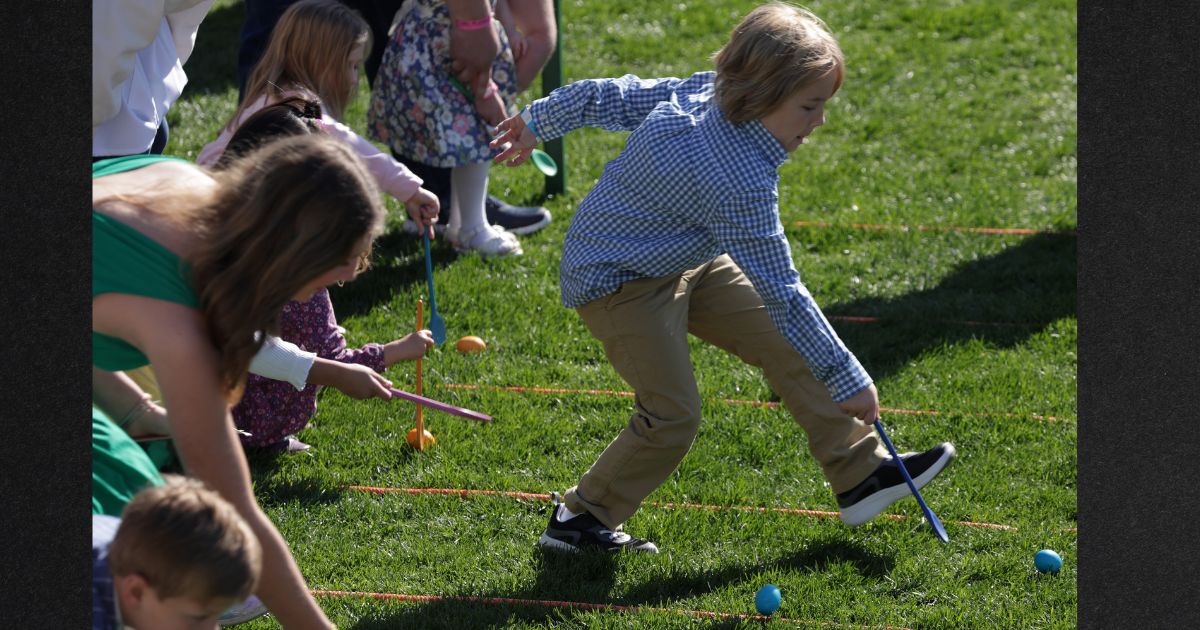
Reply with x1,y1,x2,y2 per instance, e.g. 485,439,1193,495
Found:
491,2,955,553
215,98,435,453
92,476,262,629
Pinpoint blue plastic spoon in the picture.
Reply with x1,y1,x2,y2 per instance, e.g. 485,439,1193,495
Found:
423,228,446,345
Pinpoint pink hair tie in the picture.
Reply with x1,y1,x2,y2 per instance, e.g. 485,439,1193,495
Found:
454,15,492,30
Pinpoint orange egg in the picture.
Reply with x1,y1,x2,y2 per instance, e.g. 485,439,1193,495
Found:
456,335,487,353
406,428,436,449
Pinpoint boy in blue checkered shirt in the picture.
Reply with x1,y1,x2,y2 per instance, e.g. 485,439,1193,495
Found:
492,2,955,553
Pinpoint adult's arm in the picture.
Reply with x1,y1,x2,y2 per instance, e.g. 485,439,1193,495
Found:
95,296,334,629
92,367,169,436
507,0,556,92
164,0,214,65
447,0,502,97
93,0,166,126
92,0,212,126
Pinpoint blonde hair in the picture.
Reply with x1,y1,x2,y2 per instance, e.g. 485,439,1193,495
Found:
712,2,844,123
232,0,370,125
108,476,262,602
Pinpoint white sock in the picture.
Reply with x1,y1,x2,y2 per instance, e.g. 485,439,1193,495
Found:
449,161,489,236
557,503,582,521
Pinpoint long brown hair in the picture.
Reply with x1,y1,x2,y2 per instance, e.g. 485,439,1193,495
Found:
231,0,370,126
190,134,385,393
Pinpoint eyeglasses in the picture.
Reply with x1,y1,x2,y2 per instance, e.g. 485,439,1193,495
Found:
337,250,371,288
354,249,371,274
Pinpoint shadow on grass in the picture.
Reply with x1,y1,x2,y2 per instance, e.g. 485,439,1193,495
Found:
344,534,891,629
824,232,1076,382
247,476,346,507
187,2,245,96
330,228,463,320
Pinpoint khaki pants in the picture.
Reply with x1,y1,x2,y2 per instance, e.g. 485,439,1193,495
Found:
563,255,887,528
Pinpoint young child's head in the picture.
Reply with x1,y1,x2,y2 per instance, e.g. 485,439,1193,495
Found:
108,476,261,630
195,132,384,393
239,0,370,122
713,3,844,151
214,96,326,170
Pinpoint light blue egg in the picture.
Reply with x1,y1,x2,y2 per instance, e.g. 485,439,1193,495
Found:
1034,549,1062,574
755,584,782,615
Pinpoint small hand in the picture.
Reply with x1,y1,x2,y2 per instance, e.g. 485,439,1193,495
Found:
837,383,880,422
474,82,508,126
405,188,440,228
331,363,393,400
489,113,537,166
449,24,500,97
384,329,436,365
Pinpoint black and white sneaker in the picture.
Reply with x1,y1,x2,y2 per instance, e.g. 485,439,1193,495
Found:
538,503,659,553
837,442,957,526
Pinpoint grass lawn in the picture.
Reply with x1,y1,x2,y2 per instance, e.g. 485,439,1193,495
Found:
170,0,1076,627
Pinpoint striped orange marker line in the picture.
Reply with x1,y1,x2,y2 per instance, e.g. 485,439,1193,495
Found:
343,486,1076,534
792,220,1076,236
441,383,1067,423
311,589,915,628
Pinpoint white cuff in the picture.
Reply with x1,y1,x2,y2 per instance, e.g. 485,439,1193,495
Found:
248,334,315,391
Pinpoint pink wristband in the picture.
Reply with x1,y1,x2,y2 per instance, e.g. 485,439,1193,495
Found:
455,15,492,30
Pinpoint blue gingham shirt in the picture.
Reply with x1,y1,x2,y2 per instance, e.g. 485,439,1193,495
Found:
528,71,871,401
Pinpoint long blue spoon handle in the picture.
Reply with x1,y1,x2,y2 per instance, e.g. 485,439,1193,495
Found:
423,231,437,312
873,419,950,543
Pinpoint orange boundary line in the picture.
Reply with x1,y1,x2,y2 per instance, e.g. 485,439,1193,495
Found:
792,220,1076,237
441,383,1067,423
311,589,914,629
343,486,1077,534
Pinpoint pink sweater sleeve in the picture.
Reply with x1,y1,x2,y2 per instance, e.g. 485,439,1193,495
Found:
196,95,424,202
320,115,423,201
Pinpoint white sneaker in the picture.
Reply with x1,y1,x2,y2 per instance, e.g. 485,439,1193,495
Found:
445,224,522,257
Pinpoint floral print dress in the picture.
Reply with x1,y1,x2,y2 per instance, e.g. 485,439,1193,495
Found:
369,0,517,167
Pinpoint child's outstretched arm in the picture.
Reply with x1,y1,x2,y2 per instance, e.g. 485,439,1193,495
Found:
491,73,702,165
490,111,538,166
383,330,436,366
710,188,876,414
318,116,441,226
